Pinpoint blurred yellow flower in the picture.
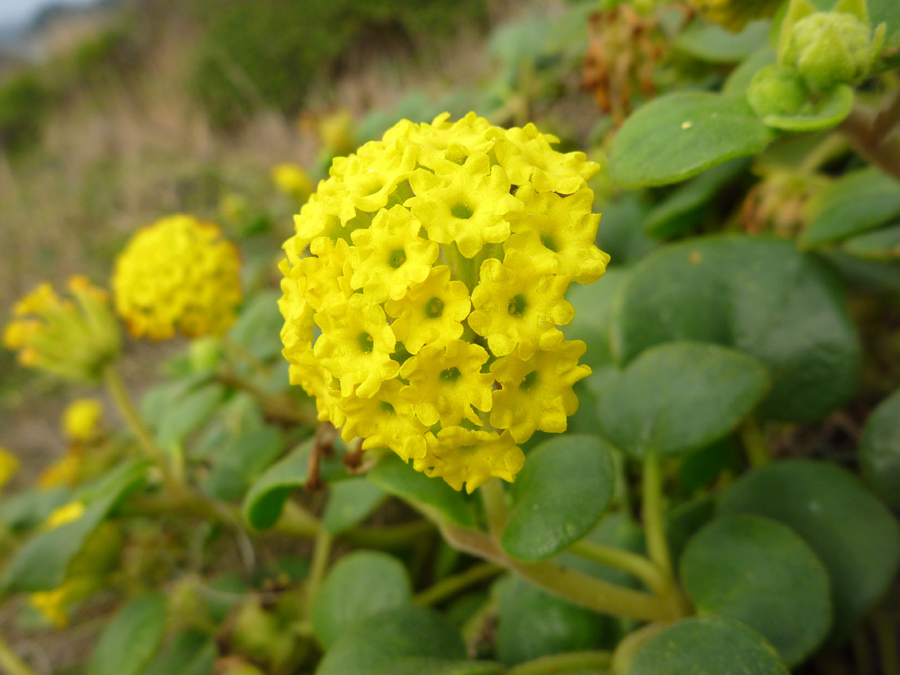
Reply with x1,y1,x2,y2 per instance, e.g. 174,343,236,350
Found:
30,586,70,628
62,398,104,443
45,501,86,529
272,163,314,202
2,276,121,382
0,446,19,493
279,113,608,491
112,214,243,340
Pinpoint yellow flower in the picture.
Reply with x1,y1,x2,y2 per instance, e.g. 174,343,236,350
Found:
112,214,243,340
272,163,313,202
62,398,104,443
30,586,70,628
45,501,86,529
0,447,19,493
38,448,84,488
279,112,608,491
3,276,121,382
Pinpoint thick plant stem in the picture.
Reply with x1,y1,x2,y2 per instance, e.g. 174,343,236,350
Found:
567,539,670,596
480,478,508,539
414,562,503,606
0,636,38,675
438,521,683,623
508,650,613,675
642,453,673,583
740,416,770,468
103,364,178,489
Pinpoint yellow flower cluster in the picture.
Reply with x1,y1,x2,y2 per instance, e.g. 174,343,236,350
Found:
62,398,104,443
279,113,608,492
3,276,121,382
112,214,243,340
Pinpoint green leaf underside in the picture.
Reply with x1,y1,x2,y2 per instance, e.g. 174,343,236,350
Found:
612,235,861,422
493,575,610,666
802,168,900,247
322,479,386,534
367,454,474,527
763,85,854,132
629,616,789,675
609,92,775,189
675,19,770,63
597,342,769,459
311,551,412,649
680,514,832,665
89,593,168,675
501,435,616,561
315,606,500,675
719,460,900,639
2,460,150,592
860,387,900,508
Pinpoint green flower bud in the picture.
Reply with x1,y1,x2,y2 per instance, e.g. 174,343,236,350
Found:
747,65,809,117
782,9,885,91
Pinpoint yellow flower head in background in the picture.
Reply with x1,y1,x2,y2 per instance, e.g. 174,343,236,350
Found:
62,398,104,443
2,276,121,382
45,501,86,529
112,214,243,340
279,113,609,492
0,446,20,494
272,163,314,202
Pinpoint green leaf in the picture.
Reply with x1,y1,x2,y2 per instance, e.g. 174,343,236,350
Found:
628,616,789,675
596,342,769,459
675,19,770,63
565,268,629,369
311,551,412,649
0,486,70,532
322,479,386,534
722,46,777,96
719,459,900,639
559,512,645,589
493,575,609,666
860,387,900,509
762,85,853,132
156,383,227,450
843,222,900,259
138,631,217,675
367,454,474,527
228,289,284,360
801,168,900,247
89,593,168,675
202,426,284,501
609,92,775,189
867,0,900,49
2,460,150,592
316,606,499,675
613,235,861,422
643,159,749,239
678,438,740,495
501,434,615,561
594,194,658,266
680,514,831,665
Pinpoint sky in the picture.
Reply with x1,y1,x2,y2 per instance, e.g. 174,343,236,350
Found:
0,0,99,33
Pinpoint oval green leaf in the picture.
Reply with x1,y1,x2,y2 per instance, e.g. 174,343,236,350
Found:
316,606,499,675
612,235,861,422
860,387,900,509
762,85,853,132
719,459,900,639
628,616,789,675
311,551,412,649
89,593,168,675
596,342,769,459
801,168,900,247
609,92,775,189
367,454,474,527
680,514,831,665
675,19,770,63
501,434,616,561
493,575,610,666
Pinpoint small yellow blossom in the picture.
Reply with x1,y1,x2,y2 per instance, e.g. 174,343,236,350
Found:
45,501,86,529
30,586,70,627
112,214,243,340
3,276,121,382
0,447,19,493
279,113,609,491
62,398,104,443
272,163,314,202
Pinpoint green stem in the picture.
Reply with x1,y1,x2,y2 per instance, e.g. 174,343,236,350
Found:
438,521,682,623
304,529,333,617
480,478,508,539
642,453,673,583
567,539,669,596
507,650,613,675
740,417,770,468
0,635,38,675
216,370,317,426
343,519,435,548
414,562,503,607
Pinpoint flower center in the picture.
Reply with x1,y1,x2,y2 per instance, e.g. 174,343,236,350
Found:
425,297,444,318
519,370,539,391
357,331,374,353
440,367,462,382
508,294,527,318
540,234,558,252
451,203,474,220
389,249,407,268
